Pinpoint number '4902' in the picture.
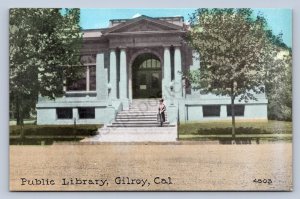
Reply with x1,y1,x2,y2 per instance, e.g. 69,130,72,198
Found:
253,178,272,184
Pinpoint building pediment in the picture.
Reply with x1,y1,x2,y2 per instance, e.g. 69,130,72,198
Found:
102,16,184,35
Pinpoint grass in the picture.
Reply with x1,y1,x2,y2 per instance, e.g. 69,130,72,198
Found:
178,120,292,142
9,121,292,144
179,120,292,135
10,124,102,136
9,124,102,145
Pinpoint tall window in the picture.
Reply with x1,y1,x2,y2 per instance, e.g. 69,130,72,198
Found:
89,65,96,90
66,65,96,91
203,105,221,117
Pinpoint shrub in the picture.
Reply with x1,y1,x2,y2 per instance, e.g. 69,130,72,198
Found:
195,127,267,135
10,125,101,137
179,121,292,135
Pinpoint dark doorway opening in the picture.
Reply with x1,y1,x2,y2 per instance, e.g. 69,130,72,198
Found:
132,53,162,99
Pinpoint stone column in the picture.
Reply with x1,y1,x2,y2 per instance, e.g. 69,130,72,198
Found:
109,49,117,99
119,48,127,99
128,65,132,101
119,48,129,110
174,46,182,98
96,53,108,100
163,46,171,100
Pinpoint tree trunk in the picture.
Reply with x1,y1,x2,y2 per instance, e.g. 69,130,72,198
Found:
16,95,24,125
231,95,236,143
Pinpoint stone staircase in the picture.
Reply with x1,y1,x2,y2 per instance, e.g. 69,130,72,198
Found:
107,99,172,127
81,99,178,142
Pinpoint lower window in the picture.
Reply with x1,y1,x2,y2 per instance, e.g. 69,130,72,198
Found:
56,108,73,119
203,105,220,117
227,105,245,116
78,107,95,119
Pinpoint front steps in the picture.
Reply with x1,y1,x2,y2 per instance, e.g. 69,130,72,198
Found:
108,99,173,128
81,99,178,142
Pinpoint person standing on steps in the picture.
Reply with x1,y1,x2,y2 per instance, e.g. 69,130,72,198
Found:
158,99,166,127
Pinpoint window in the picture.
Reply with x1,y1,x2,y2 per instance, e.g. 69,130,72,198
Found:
140,59,160,69
146,59,152,68
203,105,220,117
66,65,96,91
66,66,86,91
89,65,96,91
78,107,95,119
56,108,73,119
134,53,161,70
227,105,245,116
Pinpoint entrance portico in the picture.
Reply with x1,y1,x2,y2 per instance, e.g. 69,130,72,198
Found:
108,45,183,107
103,15,185,109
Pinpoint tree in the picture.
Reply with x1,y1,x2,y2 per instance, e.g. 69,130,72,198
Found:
260,30,292,121
9,8,83,125
186,8,285,140
265,48,292,121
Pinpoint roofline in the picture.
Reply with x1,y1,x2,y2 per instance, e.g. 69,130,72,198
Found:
103,15,184,35
82,28,107,32
109,15,184,22
105,30,186,37
82,15,186,33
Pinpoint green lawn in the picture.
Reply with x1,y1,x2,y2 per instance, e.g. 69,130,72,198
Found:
10,124,102,136
178,120,292,142
9,124,102,145
9,121,292,144
179,120,292,135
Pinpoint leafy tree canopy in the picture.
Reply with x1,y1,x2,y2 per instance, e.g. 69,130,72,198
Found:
9,8,83,124
187,8,285,102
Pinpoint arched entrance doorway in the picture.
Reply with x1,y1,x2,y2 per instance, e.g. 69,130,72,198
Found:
132,53,162,99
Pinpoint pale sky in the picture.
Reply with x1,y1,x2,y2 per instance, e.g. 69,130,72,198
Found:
79,8,292,47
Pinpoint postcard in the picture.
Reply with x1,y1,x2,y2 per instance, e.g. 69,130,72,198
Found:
9,8,292,191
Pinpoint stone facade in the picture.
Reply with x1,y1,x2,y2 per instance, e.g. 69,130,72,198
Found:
36,15,268,125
